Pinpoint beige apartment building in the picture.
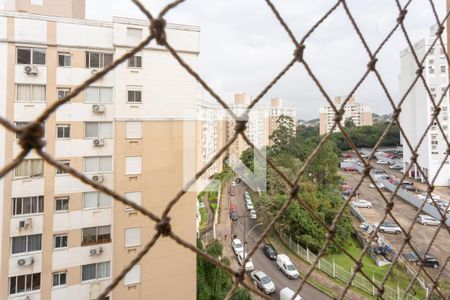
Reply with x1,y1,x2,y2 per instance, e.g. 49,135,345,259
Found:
0,0,200,299
319,96,373,135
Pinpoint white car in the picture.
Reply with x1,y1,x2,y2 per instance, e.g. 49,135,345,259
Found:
249,210,257,220
237,252,254,271
418,193,441,201
416,215,441,226
352,199,373,208
246,202,254,211
250,270,276,294
377,160,389,165
276,254,299,279
369,183,384,189
280,287,302,300
232,239,244,255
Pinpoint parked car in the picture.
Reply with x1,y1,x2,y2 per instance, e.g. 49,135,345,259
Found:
401,183,419,192
351,199,373,208
342,189,353,197
246,201,254,211
369,183,384,189
249,210,257,220
389,164,402,170
402,252,440,268
276,254,300,279
230,211,238,221
237,252,254,272
262,243,277,260
250,270,276,294
372,169,385,174
418,193,441,201
376,221,402,234
280,287,302,300
232,239,244,255
416,215,440,226
377,160,389,165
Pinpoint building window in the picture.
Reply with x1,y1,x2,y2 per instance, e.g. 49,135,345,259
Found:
56,124,70,139
57,88,71,100
127,27,143,40
124,265,141,286
84,87,113,103
125,192,141,210
82,226,111,246
125,157,142,175
126,121,142,139
429,66,435,74
52,271,67,287
83,192,111,209
84,122,113,138
81,261,110,282
55,197,69,212
12,196,44,216
441,66,446,73
16,84,46,102
14,159,44,178
127,87,142,103
17,47,46,65
9,273,41,295
54,234,68,249
83,156,112,173
56,160,70,175
430,47,434,54
85,52,113,68
128,54,142,68
58,52,71,67
125,227,141,247
11,234,42,254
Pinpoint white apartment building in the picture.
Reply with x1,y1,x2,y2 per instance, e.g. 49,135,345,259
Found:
0,0,200,299
399,25,450,186
319,96,373,135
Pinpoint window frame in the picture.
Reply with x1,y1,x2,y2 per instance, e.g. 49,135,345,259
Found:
127,86,142,103
82,191,112,209
53,234,68,249
56,160,70,175
54,196,69,212
15,84,46,102
11,234,42,255
81,225,111,246
14,159,44,179
83,156,113,173
85,52,113,69
128,53,142,68
84,86,113,104
84,122,113,139
57,52,72,67
57,88,71,101
16,47,46,65
56,124,71,139
52,271,67,287
12,196,44,216
9,272,41,295
81,261,111,282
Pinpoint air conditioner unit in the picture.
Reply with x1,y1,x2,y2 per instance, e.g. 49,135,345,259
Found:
24,65,38,75
89,246,104,256
93,138,104,146
25,218,32,227
18,220,26,228
91,174,104,182
17,256,34,266
92,104,105,113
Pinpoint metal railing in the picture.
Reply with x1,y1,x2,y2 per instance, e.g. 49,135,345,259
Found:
0,0,449,299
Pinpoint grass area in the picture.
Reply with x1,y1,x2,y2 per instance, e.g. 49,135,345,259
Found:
199,206,208,230
325,237,425,298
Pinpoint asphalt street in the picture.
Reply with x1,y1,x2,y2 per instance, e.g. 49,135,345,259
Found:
227,181,332,300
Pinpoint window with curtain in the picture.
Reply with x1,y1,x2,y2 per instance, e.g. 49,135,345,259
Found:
12,196,44,215
84,122,113,138
9,273,41,295
83,192,111,209
125,227,141,247
85,52,113,68
83,156,112,173
14,159,44,178
125,157,142,175
128,54,142,68
81,261,110,282
16,84,46,102
124,265,141,285
11,234,42,254
84,87,113,103
124,192,141,211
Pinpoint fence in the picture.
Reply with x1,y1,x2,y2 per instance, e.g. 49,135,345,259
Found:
0,0,449,299
278,230,424,300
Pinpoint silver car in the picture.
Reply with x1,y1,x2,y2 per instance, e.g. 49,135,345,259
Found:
376,221,402,234
416,215,441,226
250,270,275,294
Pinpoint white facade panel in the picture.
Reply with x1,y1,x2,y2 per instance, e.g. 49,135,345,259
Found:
0,16,7,39
13,102,48,120
53,174,113,195
51,281,112,300
55,139,114,158
10,215,44,237
8,253,43,277
56,67,114,87
14,18,46,42
15,65,47,85
56,23,113,49
55,103,115,121
11,178,45,197
52,244,112,269
53,208,112,231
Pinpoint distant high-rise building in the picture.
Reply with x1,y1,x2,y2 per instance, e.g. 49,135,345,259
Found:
319,96,372,135
0,1,200,299
399,25,450,186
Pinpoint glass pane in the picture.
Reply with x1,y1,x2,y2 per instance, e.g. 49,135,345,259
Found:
17,48,31,64
98,193,111,207
32,49,46,65
12,236,27,254
82,227,97,242
85,87,99,103
65,55,71,66
82,264,96,281
84,157,98,173
61,236,68,247
17,275,25,293
103,54,113,67
32,85,46,102
25,274,32,291
85,122,98,138
97,261,110,278
99,88,112,103
23,197,32,214
99,156,112,172
31,160,43,176
89,52,99,68
15,160,28,177
28,234,42,251
58,55,65,67
16,84,31,101
31,196,37,213
135,91,142,102
32,273,40,291
53,274,59,286
10,277,16,294
38,196,44,213
99,123,112,138
127,90,134,102
83,192,98,208
60,273,67,285
135,56,142,67
62,199,69,210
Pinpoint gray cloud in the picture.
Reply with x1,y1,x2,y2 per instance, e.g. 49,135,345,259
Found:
86,0,446,119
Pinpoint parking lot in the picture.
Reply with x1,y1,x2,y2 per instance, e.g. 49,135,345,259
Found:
341,168,450,279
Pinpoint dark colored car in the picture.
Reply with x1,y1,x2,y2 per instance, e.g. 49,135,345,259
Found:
230,211,238,221
262,243,277,260
402,183,418,192
402,252,439,268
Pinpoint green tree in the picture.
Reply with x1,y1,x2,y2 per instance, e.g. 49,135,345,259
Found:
270,115,296,155
344,118,356,128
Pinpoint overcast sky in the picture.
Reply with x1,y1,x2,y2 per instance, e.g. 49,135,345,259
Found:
31,1,450,119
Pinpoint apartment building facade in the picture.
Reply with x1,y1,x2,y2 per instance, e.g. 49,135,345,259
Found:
0,1,199,299
319,96,373,135
399,25,450,186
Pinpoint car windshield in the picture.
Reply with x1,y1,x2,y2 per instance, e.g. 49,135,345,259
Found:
287,264,296,271
260,276,271,284
234,242,242,248
383,222,398,227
